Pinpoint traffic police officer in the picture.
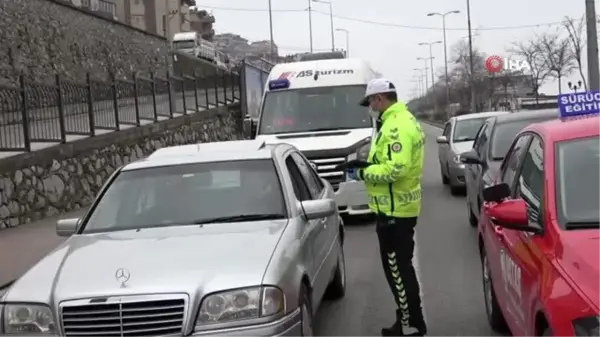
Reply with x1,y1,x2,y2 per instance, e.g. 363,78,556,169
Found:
349,78,427,336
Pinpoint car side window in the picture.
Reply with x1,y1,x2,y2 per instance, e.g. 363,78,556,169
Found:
500,135,532,188
291,152,323,198
515,136,544,225
473,124,488,154
442,123,451,138
285,156,312,201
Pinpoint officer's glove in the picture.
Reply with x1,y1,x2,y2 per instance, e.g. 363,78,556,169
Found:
335,160,370,171
347,168,359,180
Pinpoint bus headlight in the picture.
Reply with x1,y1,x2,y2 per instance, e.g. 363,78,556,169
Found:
356,143,370,161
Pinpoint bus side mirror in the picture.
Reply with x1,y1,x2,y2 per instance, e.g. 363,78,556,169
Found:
243,117,256,139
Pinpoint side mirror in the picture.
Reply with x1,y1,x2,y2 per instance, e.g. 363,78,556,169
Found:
243,118,256,138
460,150,483,165
56,218,80,237
483,183,510,203
300,199,336,220
485,199,536,232
436,135,448,144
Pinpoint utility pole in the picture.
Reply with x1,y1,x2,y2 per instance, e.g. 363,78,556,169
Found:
586,0,599,90
268,0,275,58
308,0,314,52
466,0,476,112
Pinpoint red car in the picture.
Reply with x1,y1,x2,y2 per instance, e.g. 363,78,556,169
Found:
477,114,599,336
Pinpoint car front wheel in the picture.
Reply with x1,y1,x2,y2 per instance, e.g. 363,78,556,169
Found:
441,165,449,184
300,285,314,336
481,249,508,332
325,236,346,299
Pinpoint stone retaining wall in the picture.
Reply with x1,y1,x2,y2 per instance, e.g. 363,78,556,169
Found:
0,0,168,86
0,104,243,229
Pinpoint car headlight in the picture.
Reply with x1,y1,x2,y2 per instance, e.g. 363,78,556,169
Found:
195,286,284,328
2,304,56,334
573,316,599,336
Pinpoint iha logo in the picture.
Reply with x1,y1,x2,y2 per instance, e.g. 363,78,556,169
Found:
485,55,530,73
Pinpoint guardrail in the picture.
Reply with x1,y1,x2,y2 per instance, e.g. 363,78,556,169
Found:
0,70,240,152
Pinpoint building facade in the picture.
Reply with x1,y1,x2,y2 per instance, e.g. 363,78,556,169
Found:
188,8,215,41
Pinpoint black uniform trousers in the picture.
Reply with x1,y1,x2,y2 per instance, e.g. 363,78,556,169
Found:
375,214,427,335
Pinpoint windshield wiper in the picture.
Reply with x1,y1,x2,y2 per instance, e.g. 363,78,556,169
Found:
565,221,600,229
303,127,349,132
193,213,286,225
455,137,476,142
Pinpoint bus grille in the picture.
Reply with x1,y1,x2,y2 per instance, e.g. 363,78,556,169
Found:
308,156,346,191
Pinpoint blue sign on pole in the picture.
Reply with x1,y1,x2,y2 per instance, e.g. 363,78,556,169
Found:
557,90,600,118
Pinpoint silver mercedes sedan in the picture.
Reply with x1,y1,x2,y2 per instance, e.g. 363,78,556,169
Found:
0,139,346,336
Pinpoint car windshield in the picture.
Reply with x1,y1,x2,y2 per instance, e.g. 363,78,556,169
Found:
258,85,372,134
453,118,486,142
82,160,286,233
490,117,555,159
555,136,600,228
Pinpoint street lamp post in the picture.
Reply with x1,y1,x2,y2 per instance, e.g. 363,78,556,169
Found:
335,28,349,56
414,68,427,96
419,41,441,114
313,0,335,51
427,10,460,115
268,0,275,58
308,0,313,52
418,41,442,94
466,0,476,112
411,79,422,97
417,58,431,89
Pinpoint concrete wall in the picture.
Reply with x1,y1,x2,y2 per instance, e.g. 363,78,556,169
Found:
0,104,244,229
0,0,169,86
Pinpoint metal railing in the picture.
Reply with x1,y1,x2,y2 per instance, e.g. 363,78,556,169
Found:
0,70,241,152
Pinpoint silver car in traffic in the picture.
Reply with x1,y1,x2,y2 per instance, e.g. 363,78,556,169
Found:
0,139,346,336
436,111,506,195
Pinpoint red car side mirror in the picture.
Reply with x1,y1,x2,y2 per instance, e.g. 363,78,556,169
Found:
486,199,536,232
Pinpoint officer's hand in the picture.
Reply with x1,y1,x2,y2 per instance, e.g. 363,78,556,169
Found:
347,168,359,180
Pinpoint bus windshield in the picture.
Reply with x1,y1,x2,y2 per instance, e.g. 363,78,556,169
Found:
173,40,195,50
258,85,372,134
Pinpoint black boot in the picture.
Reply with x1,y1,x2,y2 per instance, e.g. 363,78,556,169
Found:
381,310,403,336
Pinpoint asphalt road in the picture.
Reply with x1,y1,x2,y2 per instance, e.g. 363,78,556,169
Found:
0,87,240,150
314,122,500,336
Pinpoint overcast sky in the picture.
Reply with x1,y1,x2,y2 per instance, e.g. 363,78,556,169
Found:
196,0,596,99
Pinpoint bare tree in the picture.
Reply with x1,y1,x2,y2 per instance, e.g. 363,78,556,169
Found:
536,31,576,94
563,16,587,89
510,40,550,104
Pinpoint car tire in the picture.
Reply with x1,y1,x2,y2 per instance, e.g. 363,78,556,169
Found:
441,166,449,184
325,237,346,300
481,249,508,333
450,185,462,195
300,285,315,336
468,205,478,227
